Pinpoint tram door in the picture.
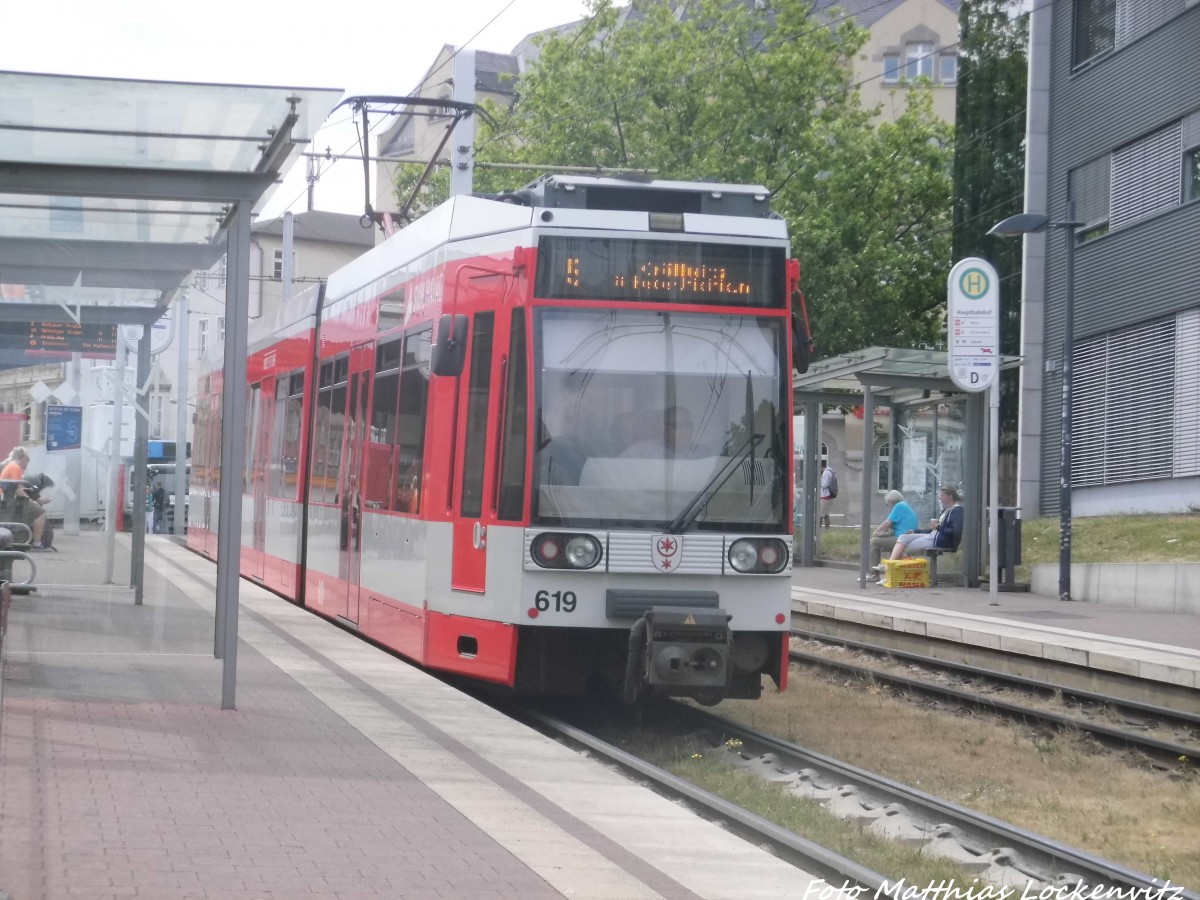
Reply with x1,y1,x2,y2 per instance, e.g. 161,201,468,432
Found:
337,346,373,625
248,378,275,582
450,311,497,593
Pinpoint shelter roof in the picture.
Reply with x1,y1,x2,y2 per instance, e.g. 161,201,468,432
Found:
0,71,342,343
793,346,1022,406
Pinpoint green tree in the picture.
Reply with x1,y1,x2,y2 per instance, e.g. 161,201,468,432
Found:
390,0,955,357
951,0,1027,501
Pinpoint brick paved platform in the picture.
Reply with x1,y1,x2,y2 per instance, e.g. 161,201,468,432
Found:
0,533,832,900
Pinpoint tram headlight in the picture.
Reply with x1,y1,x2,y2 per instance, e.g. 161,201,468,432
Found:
728,539,759,573
728,538,790,574
531,532,602,570
565,535,601,569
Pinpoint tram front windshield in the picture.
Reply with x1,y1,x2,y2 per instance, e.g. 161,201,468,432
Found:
532,308,788,532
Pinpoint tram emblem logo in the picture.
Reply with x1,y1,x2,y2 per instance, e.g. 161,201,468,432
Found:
651,534,682,572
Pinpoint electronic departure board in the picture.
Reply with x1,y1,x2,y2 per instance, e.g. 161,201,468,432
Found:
534,237,785,307
0,321,118,356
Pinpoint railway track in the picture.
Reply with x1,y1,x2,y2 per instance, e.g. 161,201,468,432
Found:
790,630,1200,767
511,702,896,895
504,699,1196,899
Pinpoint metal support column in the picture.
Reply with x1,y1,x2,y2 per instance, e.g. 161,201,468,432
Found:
104,339,126,585
175,293,189,538
131,324,151,604
802,401,820,567
857,386,874,587
963,391,985,587
450,49,476,197
215,201,251,710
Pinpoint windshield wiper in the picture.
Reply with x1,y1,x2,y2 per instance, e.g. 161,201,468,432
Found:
666,433,764,534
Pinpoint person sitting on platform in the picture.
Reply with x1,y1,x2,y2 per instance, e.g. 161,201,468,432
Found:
875,485,963,570
0,446,49,549
867,490,918,582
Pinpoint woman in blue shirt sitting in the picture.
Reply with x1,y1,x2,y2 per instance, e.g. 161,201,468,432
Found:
868,489,919,580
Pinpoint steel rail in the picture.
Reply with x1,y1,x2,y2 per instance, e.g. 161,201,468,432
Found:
792,628,1200,727
681,705,1198,900
513,704,900,898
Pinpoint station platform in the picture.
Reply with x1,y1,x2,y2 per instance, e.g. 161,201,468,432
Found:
0,532,833,900
790,564,1200,710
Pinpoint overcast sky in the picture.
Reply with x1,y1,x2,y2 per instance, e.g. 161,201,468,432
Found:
4,0,587,218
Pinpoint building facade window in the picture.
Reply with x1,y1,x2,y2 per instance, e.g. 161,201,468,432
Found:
1074,0,1185,68
1110,122,1183,230
1072,315,1182,486
877,440,892,492
218,317,225,344
1074,0,1116,67
1186,147,1200,202
905,42,934,80
883,54,900,84
1070,154,1112,241
938,53,958,83
272,249,296,281
197,319,209,355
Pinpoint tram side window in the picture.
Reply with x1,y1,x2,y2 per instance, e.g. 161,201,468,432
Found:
395,326,432,514
269,372,304,499
497,310,527,521
367,339,401,511
245,384,261,493
310,359,347,505
460,314,495,519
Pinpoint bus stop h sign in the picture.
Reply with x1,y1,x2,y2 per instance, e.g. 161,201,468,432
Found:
947,258,1000,393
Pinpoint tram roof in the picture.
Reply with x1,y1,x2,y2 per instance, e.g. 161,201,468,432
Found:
0,69,341,365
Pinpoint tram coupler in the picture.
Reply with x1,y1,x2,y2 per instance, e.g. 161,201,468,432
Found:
623,607,732,704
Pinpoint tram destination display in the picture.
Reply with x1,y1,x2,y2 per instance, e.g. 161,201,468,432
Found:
535,236,785,306
0,320,118,357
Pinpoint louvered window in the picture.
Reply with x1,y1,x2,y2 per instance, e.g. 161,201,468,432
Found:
1069,155,1111,238
1115,0,1184,44
1174,310,1200,477
1072,316,1181,487
1110,124,1182,229
1075,0,1184,67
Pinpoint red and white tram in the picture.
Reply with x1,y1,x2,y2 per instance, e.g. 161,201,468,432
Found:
190,176,803,703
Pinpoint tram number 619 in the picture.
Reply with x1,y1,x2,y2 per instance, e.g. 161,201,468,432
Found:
534,589,577,613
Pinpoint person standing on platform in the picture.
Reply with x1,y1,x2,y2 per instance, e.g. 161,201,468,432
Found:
867,490,918,581
144,485,155,534
819,463,837,528
152,484,167,534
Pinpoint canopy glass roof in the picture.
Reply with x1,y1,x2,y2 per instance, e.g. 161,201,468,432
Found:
0,71,342,346
793,346,1022,403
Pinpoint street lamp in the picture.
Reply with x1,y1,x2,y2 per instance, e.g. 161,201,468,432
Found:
988,204,1083,601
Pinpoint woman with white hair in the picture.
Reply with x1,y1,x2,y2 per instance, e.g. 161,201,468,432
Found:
867,489,918,581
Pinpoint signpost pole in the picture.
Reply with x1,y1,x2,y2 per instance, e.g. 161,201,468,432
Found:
947,258,1001,603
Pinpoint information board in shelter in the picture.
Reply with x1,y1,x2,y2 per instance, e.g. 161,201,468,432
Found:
0,321,118,357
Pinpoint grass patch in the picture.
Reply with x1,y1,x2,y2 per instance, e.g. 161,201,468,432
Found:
628,738,972,887
720,672,1200,885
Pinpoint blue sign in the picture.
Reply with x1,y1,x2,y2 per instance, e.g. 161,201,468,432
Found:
46,405,82,451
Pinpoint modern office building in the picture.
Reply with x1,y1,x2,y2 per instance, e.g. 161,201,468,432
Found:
1018,0,1199,515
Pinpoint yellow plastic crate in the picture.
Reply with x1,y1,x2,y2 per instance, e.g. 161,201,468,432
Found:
881,557,930,588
